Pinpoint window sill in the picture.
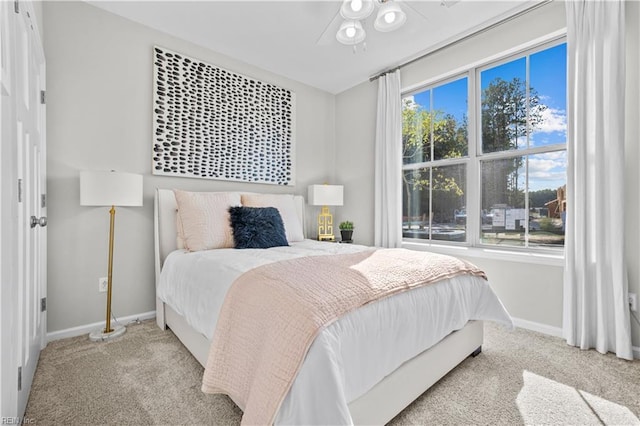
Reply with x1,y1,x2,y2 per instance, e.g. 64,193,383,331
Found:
401,240,565,267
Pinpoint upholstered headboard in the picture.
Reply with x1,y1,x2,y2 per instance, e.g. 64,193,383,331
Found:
153,188,306,287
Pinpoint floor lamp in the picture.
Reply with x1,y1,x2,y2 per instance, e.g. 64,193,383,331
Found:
80,170,143,342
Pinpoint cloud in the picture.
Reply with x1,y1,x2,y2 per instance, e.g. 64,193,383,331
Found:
530,170,565,181
403,96,419,110
538,151,566,160
533,107,567,134
529,154,566,182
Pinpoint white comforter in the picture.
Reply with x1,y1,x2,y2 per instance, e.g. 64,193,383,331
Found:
158,240,513,425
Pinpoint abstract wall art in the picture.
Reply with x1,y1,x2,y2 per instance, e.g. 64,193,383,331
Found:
152,46,295,185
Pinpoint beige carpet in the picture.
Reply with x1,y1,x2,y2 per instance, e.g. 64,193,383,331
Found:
25,320,640,425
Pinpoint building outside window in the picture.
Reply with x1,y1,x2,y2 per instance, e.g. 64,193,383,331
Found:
402,39,567,250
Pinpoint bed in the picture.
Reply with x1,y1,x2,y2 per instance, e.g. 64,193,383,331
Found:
154,188,513,425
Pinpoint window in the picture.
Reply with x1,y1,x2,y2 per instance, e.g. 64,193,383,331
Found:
402,77,468,242
402,40,567,250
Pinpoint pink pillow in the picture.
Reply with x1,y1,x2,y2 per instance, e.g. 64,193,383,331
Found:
241,194,304,242
173,190,241,251
176,210,186,250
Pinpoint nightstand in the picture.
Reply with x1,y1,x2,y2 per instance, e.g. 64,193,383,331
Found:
316,238,353,244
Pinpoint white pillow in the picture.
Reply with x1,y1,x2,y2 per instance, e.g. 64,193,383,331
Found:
241,193,304,242
173,190,241,251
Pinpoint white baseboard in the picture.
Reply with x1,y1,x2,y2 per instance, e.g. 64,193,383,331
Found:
512,317,640,360
46,311,156,343
511,316,564,338
45,312,639,359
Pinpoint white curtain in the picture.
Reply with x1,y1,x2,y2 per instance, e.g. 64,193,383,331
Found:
563,0,633,360
374,70,402,248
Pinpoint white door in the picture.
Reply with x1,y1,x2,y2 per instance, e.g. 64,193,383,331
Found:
15,1,46,415
0,0,18,417
0,0,46,418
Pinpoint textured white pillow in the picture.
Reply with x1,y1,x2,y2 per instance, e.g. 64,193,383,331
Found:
241,193,304,242
173,190,241,251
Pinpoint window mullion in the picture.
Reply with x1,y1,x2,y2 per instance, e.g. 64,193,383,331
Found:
428,167,433,241
478,143,566,161
429,89,434,241
524,54,531,248
467,69,480,247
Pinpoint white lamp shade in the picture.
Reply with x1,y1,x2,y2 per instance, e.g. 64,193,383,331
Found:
374,1,407,32
80,171,143,207
336,20,366,45
340,0,374,20
308,185,344,206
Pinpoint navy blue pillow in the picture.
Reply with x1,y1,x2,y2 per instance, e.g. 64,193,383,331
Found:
229,206,289,249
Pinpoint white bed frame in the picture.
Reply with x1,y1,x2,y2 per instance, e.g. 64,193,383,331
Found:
154,188,483,425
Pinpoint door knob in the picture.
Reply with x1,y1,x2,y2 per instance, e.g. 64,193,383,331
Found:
30,216,47,228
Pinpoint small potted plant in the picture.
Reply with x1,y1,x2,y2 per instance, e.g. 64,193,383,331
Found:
339,220,354,243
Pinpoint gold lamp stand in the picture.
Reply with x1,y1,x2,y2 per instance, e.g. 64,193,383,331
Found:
89,206,126,342
308,184,343,241
80,170,142,342
317,205,335,241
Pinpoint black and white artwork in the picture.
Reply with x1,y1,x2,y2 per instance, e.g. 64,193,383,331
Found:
152,46,295,185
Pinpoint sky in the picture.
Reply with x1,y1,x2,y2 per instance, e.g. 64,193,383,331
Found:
413,77,468,123
408,42,567,193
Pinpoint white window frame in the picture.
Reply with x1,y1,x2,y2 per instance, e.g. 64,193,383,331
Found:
401,35,567,260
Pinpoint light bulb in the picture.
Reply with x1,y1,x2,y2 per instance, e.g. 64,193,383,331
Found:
337,20,365,45
351,0,362,12
384,11,396,24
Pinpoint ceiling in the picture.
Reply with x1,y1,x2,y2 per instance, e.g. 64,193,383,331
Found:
88,0,543,94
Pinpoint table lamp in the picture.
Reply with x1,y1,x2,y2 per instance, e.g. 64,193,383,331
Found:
308,184,344,241
80,170,143,342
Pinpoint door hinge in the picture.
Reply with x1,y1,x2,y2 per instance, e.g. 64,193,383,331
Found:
40,90,46,104
18,179,23,203
41,193,46,208
17,366,22,391
14,1,19,14
41,297,46,312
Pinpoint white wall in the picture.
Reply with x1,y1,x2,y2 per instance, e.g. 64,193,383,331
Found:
335,0,640,348
334,81,377,235
43,1,336,333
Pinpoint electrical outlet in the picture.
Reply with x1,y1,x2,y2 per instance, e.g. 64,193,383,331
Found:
98,277,108,293
629,292,637,312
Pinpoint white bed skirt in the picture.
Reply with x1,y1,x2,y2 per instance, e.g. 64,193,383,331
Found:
161,302,483,425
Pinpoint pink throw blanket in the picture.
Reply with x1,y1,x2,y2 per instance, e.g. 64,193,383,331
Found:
201,248,486,424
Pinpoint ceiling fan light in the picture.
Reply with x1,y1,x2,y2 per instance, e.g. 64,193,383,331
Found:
340,0,374,20
374,1,406,32
384,11,396,24
336,20,366,45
